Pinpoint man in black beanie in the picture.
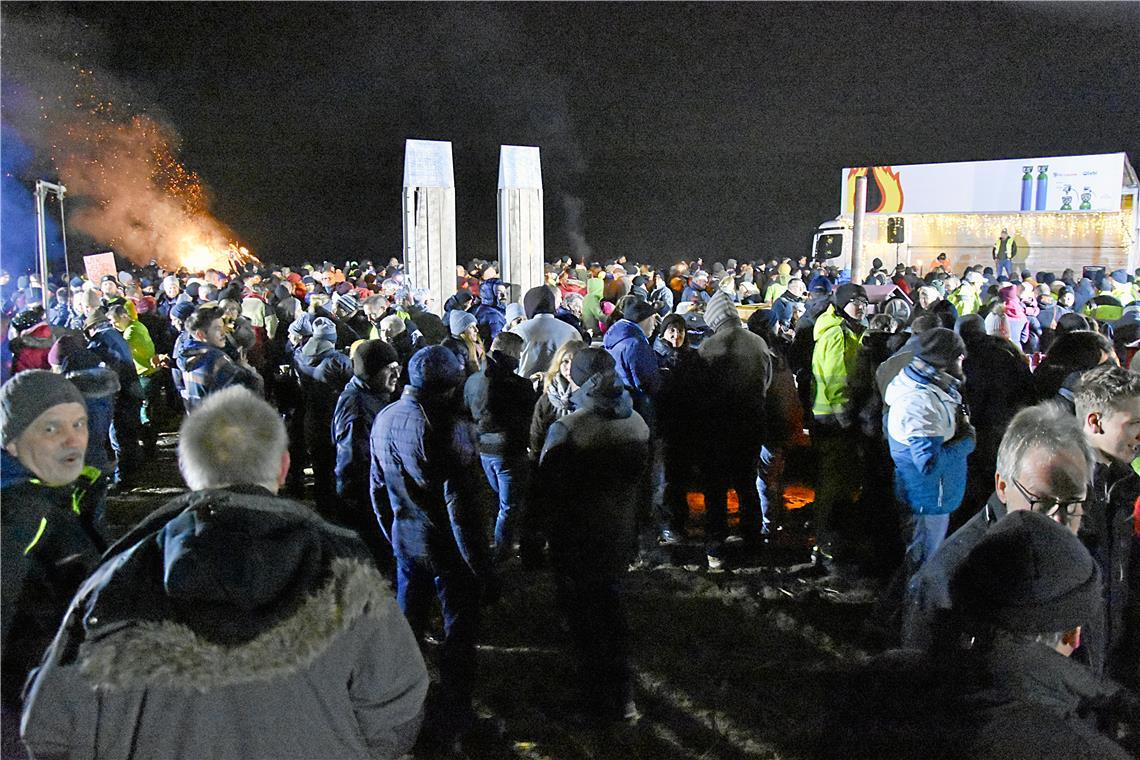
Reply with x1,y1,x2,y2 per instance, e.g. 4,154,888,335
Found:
838,510,1134,759
333,340,401,564
809,281,868,566
371,346,495,750
536,347,650,724
941,510,1133,759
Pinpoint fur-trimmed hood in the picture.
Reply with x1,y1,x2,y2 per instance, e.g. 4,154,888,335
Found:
65,365,121,399
69,486,387,691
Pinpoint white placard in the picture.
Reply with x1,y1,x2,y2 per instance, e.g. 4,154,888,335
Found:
83,251,117,284
498,145,542,189
402,139,455,188
840,153,1127,214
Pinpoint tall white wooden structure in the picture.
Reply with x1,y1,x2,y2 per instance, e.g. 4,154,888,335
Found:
402,139,456,314
497,145,544,300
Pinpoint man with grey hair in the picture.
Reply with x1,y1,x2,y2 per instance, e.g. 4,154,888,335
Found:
902,401,1094,652
1073,363,1140,681
22,387,429,760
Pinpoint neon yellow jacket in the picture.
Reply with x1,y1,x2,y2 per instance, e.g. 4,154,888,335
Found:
1084,300,1124,323
811,305,863,424
122,320,157,377
948,284,981,316
1111,282,1136,306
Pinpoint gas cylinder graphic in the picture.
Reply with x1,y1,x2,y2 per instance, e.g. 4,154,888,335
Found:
1060,185,1073,211
1080,187,1093,210
1020,166,1033,211
1035,165,1049,210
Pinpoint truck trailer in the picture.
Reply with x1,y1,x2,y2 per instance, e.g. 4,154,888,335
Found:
812,153,1139,277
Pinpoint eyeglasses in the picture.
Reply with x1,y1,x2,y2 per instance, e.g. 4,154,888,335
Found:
1011,478,1087,522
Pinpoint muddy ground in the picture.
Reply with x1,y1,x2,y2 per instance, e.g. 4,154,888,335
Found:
105,433,895,760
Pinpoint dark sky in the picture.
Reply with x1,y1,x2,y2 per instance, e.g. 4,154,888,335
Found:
4,2,1139,270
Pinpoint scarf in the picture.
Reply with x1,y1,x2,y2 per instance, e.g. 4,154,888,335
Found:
905,355,963,400
546,373,575,416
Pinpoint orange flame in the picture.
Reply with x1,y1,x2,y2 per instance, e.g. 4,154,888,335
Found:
39,67,258,273
845,166,905,213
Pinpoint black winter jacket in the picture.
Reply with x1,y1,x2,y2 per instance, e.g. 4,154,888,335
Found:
463,352,539,458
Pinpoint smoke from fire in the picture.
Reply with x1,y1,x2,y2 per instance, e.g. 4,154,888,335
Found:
2,13,253,273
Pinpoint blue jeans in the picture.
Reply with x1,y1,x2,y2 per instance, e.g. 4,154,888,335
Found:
480,454,528,554
756,446,785,534
904,512,950,575
996,258,1013,279
396,556,480,741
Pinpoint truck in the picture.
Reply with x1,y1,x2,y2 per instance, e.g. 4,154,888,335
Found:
811,152,1140,277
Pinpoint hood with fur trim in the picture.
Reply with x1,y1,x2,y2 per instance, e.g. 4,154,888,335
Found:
65,365,121,400
68,486,383,690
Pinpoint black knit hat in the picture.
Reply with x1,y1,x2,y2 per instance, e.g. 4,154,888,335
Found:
623,299,657,324
832,283,868,312
352,339,400,380
916,327,967,369
950,510,1100,635
570,347,616,387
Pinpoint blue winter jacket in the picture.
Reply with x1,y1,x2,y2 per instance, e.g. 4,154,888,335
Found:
86,321,143,401
369,386,490,576
333,376,392,506
176,337,260,410
65,366,120,476
884,360,975,515
603,318,661,423
769,291,803,329
473,279,507,343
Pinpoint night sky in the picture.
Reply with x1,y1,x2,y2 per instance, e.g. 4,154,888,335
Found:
3,2,1138,272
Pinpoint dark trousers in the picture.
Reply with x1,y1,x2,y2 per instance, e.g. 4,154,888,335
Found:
813,424,861,550
554,569,632,718
304,421,337,520
396,555,480,741
110,396,143,483
655,441,690,535
702,443,763,553
138,373,163,453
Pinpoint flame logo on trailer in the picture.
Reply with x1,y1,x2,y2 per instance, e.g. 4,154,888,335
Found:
845,167,905,213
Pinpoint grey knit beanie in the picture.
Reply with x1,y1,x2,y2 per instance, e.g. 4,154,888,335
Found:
704,291,740,332
1,370,86,443
449,310,477,337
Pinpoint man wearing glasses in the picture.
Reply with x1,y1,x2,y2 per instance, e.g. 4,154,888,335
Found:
902,402,1094,653
1073,364,1140,683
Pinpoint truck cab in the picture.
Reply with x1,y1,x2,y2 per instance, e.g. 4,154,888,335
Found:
811,218,852,270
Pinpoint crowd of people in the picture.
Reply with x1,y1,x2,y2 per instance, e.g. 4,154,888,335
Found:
2,250,1139,757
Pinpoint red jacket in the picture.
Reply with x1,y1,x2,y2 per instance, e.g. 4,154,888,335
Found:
12,323,55,374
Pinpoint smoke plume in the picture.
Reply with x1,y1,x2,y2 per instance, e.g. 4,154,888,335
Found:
1,11,249,272
561,194,593,263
